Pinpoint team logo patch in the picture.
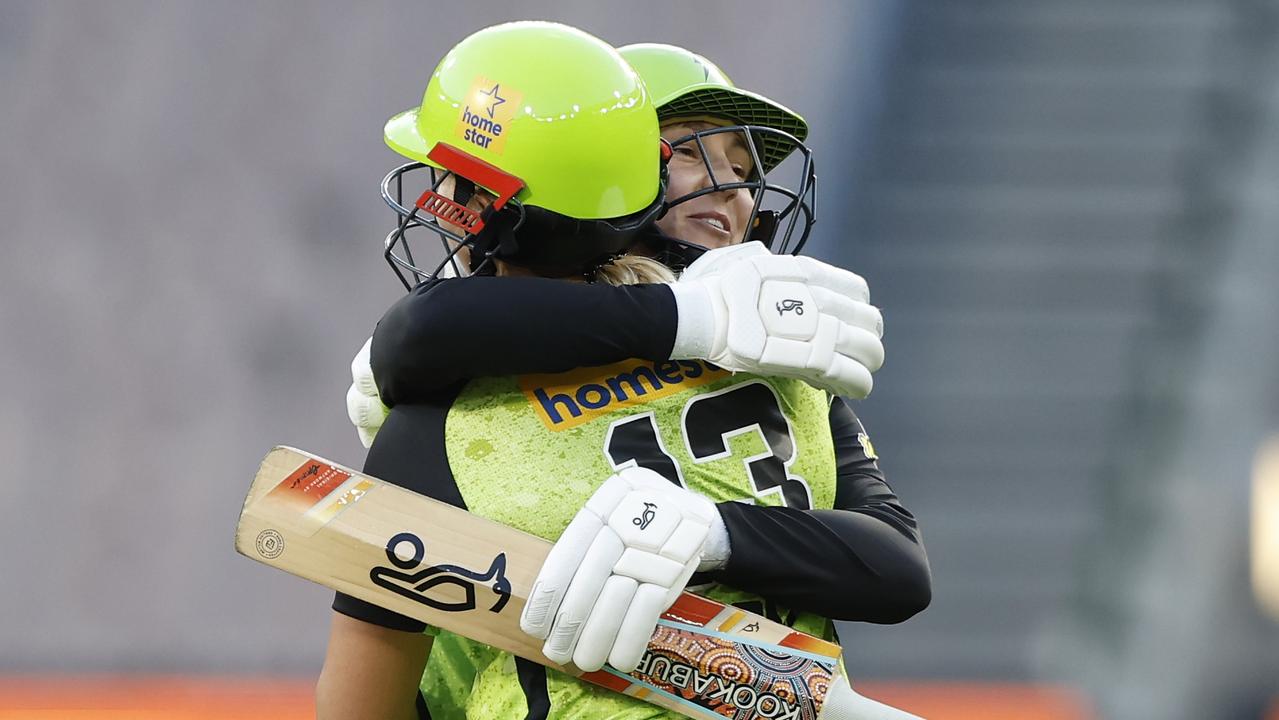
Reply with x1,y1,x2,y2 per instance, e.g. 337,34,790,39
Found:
857,432,878,460
455,76,523,154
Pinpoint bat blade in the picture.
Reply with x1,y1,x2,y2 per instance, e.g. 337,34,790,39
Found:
236,446,852,719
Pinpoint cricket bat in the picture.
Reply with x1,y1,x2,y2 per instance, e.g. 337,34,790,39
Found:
235,446,920,720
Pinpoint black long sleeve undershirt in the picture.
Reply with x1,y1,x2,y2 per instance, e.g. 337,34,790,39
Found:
367,277,931,624
709,397,930,623
371,277,678,406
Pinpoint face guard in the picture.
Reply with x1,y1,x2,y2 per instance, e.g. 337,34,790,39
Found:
382,163,467,288
383,143,669,290
382,142,524,289
654,124,816,269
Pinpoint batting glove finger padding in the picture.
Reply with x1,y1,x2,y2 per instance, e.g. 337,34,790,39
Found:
346,337,389,449
520,467,724,673
670,242,885,399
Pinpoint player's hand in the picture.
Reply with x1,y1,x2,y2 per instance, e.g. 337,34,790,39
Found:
669,242,885,399
520,467,730,673
346,337,389,448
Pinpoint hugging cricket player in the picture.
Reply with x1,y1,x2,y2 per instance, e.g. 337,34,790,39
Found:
238,20,927,720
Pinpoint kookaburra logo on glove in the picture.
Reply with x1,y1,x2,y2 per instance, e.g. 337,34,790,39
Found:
519,467,729,673
633,502,658,530
775,298,805,316
667,242,885,400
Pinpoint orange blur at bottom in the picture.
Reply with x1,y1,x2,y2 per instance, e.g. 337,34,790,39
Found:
0,677,1128,719
855,682,1095,720
0,677,314,720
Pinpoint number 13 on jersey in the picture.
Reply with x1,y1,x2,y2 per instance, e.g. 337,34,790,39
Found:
605,380,815,510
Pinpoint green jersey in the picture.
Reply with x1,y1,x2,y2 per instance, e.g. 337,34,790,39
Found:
424,357,837,719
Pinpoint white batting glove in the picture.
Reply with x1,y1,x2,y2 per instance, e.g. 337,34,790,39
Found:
345,337,389,448
520,467,730,673
669,242,885,399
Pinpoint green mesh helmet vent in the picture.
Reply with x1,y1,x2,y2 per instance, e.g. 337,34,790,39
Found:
618,42,809,173
657,87,808,173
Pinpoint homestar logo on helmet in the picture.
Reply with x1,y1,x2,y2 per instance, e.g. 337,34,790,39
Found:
455,77,523,154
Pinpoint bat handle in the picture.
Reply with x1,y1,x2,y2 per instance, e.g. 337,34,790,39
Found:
818,675,924,720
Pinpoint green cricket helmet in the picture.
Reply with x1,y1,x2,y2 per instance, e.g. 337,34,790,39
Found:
382,22,668,287
618,43,816,261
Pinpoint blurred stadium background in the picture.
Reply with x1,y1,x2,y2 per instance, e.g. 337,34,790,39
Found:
2,1,1277,718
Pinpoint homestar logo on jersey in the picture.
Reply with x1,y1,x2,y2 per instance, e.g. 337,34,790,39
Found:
455,77,523,154
519,359,729,431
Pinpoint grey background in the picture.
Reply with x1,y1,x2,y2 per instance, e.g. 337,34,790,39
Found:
2,2,1277,717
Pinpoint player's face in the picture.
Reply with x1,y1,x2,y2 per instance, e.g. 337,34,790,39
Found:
657,121,756,250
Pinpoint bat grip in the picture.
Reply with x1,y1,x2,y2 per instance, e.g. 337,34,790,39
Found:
818,675,924,720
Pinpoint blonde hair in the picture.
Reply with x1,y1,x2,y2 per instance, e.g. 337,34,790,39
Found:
593,254,676,286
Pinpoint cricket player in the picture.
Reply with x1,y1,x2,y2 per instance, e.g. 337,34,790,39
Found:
320,26,929,719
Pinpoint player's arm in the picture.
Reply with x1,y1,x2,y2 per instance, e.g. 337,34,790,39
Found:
370,276,677,405
323,564,436,718
330,401,471,633
316,611,431,720
707,397,931,623
509,426,928,673
320,404,461,717
371,246,882,405
351,244,884,444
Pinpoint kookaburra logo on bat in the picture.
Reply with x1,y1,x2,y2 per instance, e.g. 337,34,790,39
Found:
370,532,511,613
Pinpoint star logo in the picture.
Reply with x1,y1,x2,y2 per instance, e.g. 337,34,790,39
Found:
456,78,522,154
479,84,506,119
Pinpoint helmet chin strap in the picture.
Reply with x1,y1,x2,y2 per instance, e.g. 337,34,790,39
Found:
635,225,707,273
466,203,524,275
451,176,476,206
